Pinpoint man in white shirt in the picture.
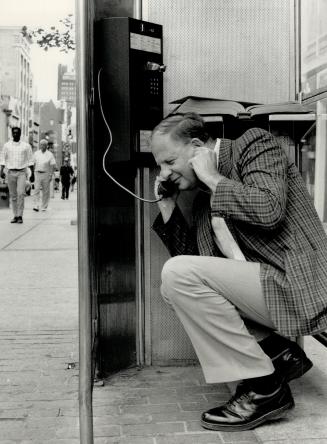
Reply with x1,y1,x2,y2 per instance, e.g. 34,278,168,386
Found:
0,127,34,223
32,139,56,212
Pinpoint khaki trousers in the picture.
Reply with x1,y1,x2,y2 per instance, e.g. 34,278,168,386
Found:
33,172,51,210
160,255,276,383
7,169,26,217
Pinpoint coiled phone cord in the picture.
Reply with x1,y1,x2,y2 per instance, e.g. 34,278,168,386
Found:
97,68,162,203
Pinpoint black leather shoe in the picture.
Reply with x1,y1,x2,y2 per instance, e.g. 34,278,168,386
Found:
10,217,18,223
201,383,294,431
271,342,313,382
16,216,23,224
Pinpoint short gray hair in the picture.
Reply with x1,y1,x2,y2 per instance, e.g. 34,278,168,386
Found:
152,112,209,144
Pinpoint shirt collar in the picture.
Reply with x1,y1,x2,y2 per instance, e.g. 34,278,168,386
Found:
216,137,233,177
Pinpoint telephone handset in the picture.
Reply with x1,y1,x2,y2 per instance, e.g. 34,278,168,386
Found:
157,180,179,198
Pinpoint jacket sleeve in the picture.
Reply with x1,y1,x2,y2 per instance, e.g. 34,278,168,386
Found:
211,129,288,230
152,205,199,257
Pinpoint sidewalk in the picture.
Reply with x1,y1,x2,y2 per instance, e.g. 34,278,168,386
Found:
1,191,327,443
91,336,327,444
0,191,79,443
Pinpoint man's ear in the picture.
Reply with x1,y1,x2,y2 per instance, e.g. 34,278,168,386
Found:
191,138,205,148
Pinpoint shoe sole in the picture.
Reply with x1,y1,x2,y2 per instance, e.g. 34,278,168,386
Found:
201,399,295,431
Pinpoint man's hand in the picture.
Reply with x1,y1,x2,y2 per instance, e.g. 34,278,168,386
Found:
189,147,224,193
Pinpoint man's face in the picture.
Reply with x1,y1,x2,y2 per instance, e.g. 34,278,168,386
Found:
40,142,47,152
12,128,21,142
151,133,198,190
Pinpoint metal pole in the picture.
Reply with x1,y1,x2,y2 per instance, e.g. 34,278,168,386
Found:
76,0,94,442
134,0,142,20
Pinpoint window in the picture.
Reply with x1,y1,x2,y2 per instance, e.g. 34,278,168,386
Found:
301,0,327,94
300,0,327,223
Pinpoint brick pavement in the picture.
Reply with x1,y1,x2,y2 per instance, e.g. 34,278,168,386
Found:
0,192,79,443
91,338,327,444
92,366,261,444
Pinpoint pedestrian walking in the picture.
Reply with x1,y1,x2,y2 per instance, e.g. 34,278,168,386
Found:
0,127,34,223
32,139,56,212
60,158,74,200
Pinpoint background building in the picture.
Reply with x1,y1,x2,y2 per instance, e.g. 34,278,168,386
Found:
34,100,63,165
57,64,76,165
57,64,76,105
0,26,33,142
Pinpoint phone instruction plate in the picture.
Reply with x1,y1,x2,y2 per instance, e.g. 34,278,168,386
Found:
139,130,152,152
130,33,161,54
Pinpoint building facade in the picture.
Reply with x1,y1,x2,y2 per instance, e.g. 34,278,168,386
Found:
57,64,76,105
35,100,63,166
0,26,33,142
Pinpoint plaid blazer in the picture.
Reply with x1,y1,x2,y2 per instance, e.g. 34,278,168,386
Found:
153,128,327,337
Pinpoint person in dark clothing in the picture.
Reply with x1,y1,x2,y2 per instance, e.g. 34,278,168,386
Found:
60,159,74,200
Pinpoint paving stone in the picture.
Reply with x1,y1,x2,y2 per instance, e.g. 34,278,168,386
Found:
176,385,228,395
186,420,213,432
151,410,202,422
179,401,212,411
262,441,327,444
120,403,180,415
0,409,28,419
124,387,177,396
155,433,223,443
148,393,205,403
20,441,80,444
94,414,152,426
92,405,121,416
0,441,23,444
216,430,261,443
92,425,122,438
94,437,155,444
122,421,185,436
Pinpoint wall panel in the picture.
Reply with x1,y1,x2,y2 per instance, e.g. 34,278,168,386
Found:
143,0,294,115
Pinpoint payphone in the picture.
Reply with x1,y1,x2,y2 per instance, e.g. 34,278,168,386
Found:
93,18,165,374
95,17,164,165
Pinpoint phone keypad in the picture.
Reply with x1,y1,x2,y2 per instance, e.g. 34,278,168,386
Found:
149,77,160,95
